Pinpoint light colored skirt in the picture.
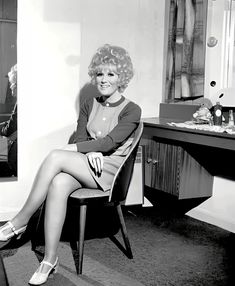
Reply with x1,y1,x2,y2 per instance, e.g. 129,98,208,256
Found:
85,154,125,192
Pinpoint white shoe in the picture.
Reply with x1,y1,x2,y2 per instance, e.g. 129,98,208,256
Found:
0,221,27,241
28,257,59,285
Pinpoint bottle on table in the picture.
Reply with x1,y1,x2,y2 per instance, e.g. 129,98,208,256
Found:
213,101,222,126
228,109,234,126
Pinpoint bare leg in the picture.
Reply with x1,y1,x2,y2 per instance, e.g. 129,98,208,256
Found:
39,173,83,272
19,150,98,277
9,150,97,231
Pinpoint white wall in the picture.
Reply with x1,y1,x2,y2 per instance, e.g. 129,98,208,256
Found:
0,0,165,220
0,0,81,219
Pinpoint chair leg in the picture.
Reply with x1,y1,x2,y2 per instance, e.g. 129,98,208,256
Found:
116,204,133,259
77,204,87,275
31,203,45,251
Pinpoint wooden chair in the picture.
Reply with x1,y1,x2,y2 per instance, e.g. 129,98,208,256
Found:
31,121,144,275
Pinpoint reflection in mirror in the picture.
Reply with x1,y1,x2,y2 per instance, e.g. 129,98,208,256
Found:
232,0,235,90
165,0,208,102
222,0,235,89
206,0,235,106
0,0,17,180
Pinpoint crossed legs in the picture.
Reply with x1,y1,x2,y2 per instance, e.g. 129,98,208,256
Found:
4,149,98,269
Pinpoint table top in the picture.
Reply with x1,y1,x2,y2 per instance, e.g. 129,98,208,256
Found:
142,117,235,151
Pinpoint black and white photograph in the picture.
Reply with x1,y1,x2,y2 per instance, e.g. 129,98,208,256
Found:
1,1,235,285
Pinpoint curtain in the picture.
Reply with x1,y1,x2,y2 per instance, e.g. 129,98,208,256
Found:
165,0,208,101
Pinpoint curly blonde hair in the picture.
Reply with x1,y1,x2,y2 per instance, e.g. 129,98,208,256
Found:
88,44,134,92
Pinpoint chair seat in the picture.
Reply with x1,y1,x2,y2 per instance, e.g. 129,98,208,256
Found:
70,188,110,204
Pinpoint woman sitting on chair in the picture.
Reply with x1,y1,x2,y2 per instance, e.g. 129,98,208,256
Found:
0,44,141,285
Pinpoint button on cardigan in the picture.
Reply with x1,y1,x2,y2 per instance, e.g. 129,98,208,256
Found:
72,95,141,191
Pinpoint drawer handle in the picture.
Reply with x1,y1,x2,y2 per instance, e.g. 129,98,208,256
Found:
152,159,158,165
147,158,152,163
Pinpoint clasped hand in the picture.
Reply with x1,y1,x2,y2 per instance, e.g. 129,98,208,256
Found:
86,152,104,175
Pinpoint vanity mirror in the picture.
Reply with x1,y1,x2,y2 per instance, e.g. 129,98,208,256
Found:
207,0,235,106
164,0,235,106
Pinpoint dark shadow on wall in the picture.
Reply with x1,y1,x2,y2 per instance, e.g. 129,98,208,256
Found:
78,82,100,108
74,82,100,115
70,83,100,143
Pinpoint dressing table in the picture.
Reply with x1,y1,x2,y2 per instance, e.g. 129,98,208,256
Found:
141,104,235,201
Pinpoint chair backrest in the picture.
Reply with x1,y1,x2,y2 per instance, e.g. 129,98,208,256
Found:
109,121,144,203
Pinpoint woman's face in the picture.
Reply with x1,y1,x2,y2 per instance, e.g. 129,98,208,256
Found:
95,64,120,97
